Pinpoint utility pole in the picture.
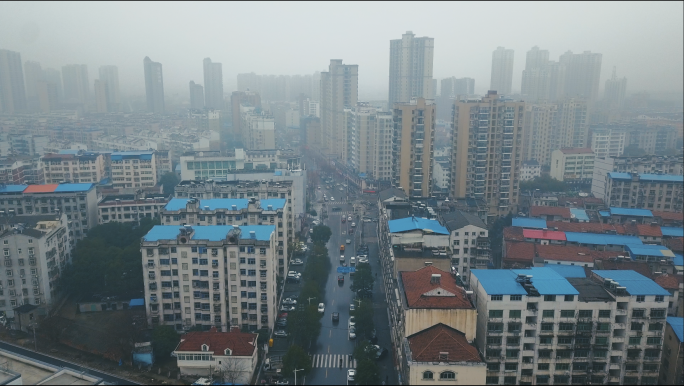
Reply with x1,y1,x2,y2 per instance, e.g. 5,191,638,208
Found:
307,296,316,305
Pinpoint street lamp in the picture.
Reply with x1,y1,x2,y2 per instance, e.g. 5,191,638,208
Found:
293,368,304,385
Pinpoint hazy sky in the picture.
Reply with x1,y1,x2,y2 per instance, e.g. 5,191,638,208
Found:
1,1,682,100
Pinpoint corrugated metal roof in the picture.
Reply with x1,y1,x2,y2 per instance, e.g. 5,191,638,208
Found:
111,151,154,161
626,244,675,258
164,198,189,211
471,268,579,296
599,210,610,217
260,199,287,210
470,270,528,295
388,217,449,235
609,207,654,217
667,316,684,343
523,229,567,241
143,225,274,242
565,232,643,246
0,185,28,193
608,172,632,180
661,227,684,237
674,255,683,266
54,183,94,192
511,268,579,295
639,174,684,183
570,208,589,221
544,264,587,278
593,270,670,296
512,217,547,229
199,199,250,211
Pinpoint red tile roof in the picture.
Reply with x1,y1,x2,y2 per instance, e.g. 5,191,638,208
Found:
546,221,606,233
665,238,683,253
655,274,683,290
631,224,663,238
530,206,572,219
23,184,59,193
652,211,683,222
407,323,481,363
560,147,594,154
401,266,472,309
504,227,525,242
536,244,599,263
176,327,257,357
505,242,535,264
523,229,567,241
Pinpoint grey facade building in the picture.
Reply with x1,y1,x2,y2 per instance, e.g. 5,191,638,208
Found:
604,67,627,109
203,58,223,110
388,31,434,110
61,64,90,111
42,68,63,102
98,65,121,112
23,61,43,111
0,49,27,114
320,59,358,160
189,81,205,110
559,50,602,101
144,56,165,114
490,47,514,95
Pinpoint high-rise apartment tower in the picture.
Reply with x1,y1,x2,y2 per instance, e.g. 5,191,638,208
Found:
143,56,165,114
388,31,434,110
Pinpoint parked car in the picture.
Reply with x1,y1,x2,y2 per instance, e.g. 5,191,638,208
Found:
332,312,339,322
283,298,297,305
280,305,295,312
276,319,287,327
274,330,288,338
318,303,325,313
291,259,304,266
348,327,356,340
358,257,369,264
349,303,355,311
348,316,355,328
347,369,356,382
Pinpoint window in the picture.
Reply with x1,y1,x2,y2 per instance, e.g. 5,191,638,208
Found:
632,309,645,317
560,310,574,318
636,295,645,302
488,323,503,332
598,310,611,318
491,295,503,301
543,295,556,301
542,310,554,318
510,295,522,301
646,337,661,345
489,310,503,318
423,371,433,380
509,310,521,318
655,295,664,302
631,322,643,331
504,363,517,371
559,323,574,331
487,363,500,371
650,308,666,318
538,363,549,370
440,371,455,380
487,336,502,345
648,322,662,331
540,323,553,332
486,376,499,384
555,363,569,370
578,310,592,318
564,295,574,301
539,336,552,344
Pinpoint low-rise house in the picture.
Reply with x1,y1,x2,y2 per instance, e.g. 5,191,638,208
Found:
174,326,258,384
529,206,571,222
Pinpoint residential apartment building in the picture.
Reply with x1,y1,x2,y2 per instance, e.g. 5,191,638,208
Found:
178,149,301,181
603,172,683,213
0,214,70,317
24,60,42,112
393,98,435,198
592,155,684,200
162,197,289,275
470,268,671,386
523,104,556,165
240,105,275,150
659,317,683,385
559,51,602,101
98,65,121,112
230,91,261,141
0,157,44,185
320,59,358,160
348,104,393,181
591,128,626,159
141,224,278,332
441,211,490,282
174,179,302,233
0,49,27,114
41,152,105,184
98,195,169,225
189,81,204,110
7,134,49,157
520,160,541,182
143,56,165,114
438,78,475,121
604,68,627,110
388,31,434,110
555,99,589,150
490,47,514,95
451,91,524,221
61,64,89,112
202,58,223,110
0,183,98,242
550,148,595,183
110,151,159,190
433,155,451,194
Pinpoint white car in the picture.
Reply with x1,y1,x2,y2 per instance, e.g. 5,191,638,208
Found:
358,257,369,264
339,187,344,191
330,197,335,201
348,216,353,221
346,239,351,244
318,303,325,313
351,222,356,227
349,303,355,311
347,369,356,382
348,326,356,340
348,316,355,327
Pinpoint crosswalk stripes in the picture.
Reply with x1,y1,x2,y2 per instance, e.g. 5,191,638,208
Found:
311,354,357,368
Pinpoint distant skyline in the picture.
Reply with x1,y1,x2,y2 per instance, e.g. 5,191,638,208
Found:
1,2,682,100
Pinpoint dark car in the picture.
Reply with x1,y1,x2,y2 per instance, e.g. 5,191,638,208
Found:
332,312,340,322
376,348,389,361
338,275,344,284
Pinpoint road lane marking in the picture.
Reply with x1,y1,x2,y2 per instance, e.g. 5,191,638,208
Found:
328,345,330,353
329,330,332,338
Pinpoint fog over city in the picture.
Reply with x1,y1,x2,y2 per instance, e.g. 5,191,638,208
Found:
1,1,682,100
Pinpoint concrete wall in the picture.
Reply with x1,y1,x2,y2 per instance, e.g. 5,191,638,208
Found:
405,308,477,342
408,362,486,385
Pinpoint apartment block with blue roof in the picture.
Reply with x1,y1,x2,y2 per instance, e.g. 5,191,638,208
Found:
141,224,277,333
661,317,683,384
469,268,671,385
605,172,683,214
161,197,289,276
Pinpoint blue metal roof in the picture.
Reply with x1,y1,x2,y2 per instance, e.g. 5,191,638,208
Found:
0,185,28,193
512,217,547,229
470,270,528,295
609,207,654,217
626,244,675,258
599,210,610,217
143,225,274,242
164,198,190,211
544,264,587,278
668,317,684,343
260,199,286,210
199,199,249,211
274,171,282,176
639,174,684,183
111,151,153,161
565,232,643,246
472,268,579,295
608,172,632,180
674,255,683,266
129,298,145,307
570,208,589,222
54,183,94,192
592,270,670,296
388,217,449,235
661,227,684,237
